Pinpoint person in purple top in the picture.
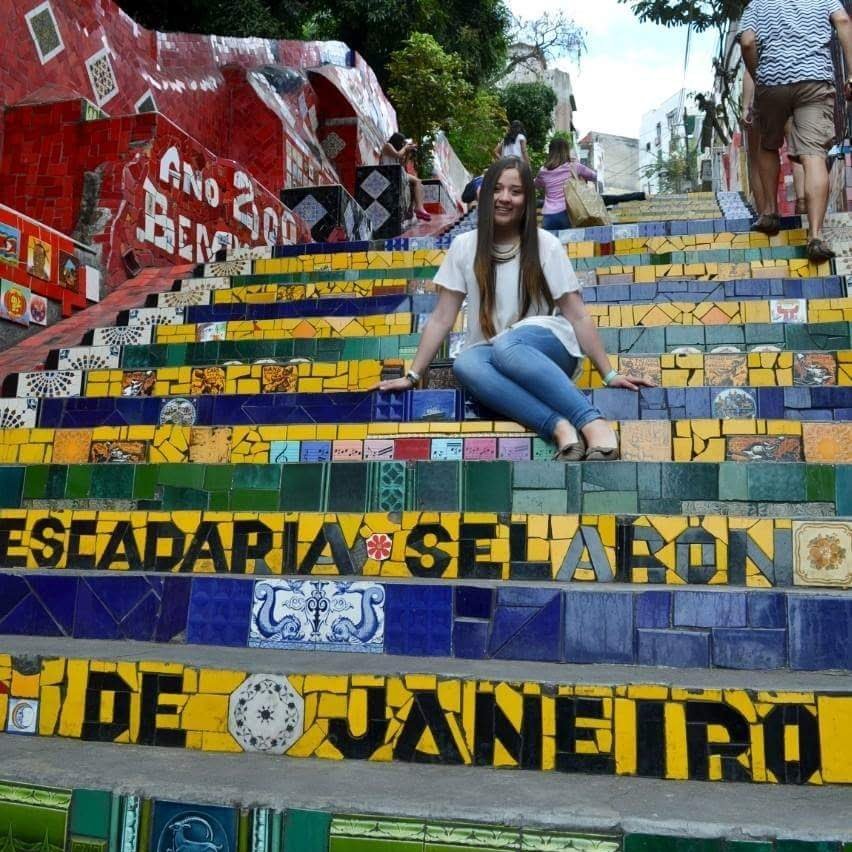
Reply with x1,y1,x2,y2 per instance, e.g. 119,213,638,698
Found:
534,137,598,231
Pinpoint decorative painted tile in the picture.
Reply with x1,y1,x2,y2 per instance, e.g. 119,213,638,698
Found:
227,674,304,754
151,801,237,852
58,345,121,370
431,438,463,460
121,371,157,397
0,398,38,429
770,298,806,323
726,436,802,462
127,307,184,327
84,46,118,107
261,365,297,393
159,397,198,426
792,521,852,587
158,289,210,308
190,367,226,394
17,370,83,398
205,259,251,277
711,388,756,419
135,90,157,113
6,698,38,734
620,420,671,461
89,440,147,463
249,580,385,653
197,322,227,342
619,356,662,385
705,354,748,386
25,1,65,64
793,353,836,386
92,325,152,347
270,440,301,463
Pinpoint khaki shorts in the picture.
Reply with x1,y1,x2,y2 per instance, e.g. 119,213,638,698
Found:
755,80,836,158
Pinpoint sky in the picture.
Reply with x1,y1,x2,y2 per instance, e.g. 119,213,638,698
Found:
505,0,718,140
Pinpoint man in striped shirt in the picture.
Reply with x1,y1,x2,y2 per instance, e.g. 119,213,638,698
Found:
739,0,852,262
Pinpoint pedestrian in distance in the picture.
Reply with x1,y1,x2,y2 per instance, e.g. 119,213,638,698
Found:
374,157,654,461
535,136,598,232
494,120,529,164
380,132,432,221
738,0,852,261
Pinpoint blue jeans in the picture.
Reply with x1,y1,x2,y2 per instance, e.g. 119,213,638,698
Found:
542,209,571,231
452,325,603,441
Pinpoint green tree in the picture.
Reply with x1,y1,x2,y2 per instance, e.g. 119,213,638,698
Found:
387,33,473,175
617,0,748,35
498,81,557,151
641,139,699,194
114,0,285,37
447,90,507,174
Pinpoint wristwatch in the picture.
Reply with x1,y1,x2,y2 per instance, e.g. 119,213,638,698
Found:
405,369,421,385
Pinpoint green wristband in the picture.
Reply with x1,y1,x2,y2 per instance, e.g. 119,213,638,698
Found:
603,369,619,386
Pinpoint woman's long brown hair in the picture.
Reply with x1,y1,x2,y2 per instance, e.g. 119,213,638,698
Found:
474,157,552,339
544,136,572,170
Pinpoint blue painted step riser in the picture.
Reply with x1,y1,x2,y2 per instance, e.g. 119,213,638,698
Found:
0,573,847,671
34,386,852,428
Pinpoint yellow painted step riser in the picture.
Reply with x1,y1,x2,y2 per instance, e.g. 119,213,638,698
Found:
72,351,852,398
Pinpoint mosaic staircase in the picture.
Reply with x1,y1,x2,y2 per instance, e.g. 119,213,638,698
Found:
0,193,850,851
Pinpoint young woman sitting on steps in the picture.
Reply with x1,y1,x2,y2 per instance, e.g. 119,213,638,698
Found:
375,157,654,461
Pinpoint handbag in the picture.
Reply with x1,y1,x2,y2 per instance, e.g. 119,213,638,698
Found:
563,163,610,227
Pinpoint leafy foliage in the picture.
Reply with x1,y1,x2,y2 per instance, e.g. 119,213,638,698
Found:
498,81,557,151
388,33,474,174
641,140,700,194
447,90,507,174
618,0,748,34
114,0,286,37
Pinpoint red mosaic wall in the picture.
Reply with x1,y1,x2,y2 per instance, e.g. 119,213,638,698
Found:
0,98,311,287
1,0,397,192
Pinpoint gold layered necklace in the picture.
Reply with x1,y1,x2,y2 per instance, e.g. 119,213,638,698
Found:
491,240,521,264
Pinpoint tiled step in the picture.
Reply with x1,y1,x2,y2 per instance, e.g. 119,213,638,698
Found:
0,571,848,670
2,460,850,514
53,321,852,371
160,275,847,313
23,384,852,429
0,637,848,785
0,506,847,590
3,736,852,844
84,299,852,347
11,350,850,400
3,420,849,466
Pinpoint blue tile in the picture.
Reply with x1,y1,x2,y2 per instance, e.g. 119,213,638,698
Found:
26,575,79,634
636,591,671,628
0,583,68,637
637,629,710,667
563,591,634,663
73,582,122,640
454,586,492,619
673,591,747,628
154,577,192,642
711,628,787,669
493,595,562,662
384,584,452,656
788,596,852,670
186,577,254,647
496,587,559,607
747,593,786,628
0,574,35,622
82,576,160,622
452,620,489,659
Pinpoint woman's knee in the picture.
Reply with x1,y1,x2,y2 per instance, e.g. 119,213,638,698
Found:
452,350,478,385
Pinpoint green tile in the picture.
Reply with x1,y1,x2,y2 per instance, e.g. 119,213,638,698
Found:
805,465,835,503
23,464,49,499
522,829,619,851
718,462,748,501
426,821,520,850
65,465,92,499
463,462,512,511
330,839,419,851
159,486,209,509
280,463,325,511
157,463,206,489
327,464,370,512
625,835,722,852
746,464,805,502
724,844,773,851
329,815,424,852
413,461,459,510
204,465,235,491
132,465,158,499
208,492,230,510
230,490,280,511
232,464,281,491
512,489,568,514
776,843,840,852
0,467,25,507
69,789,111,840
0,781,71,849
582,490,638,514
46,465,68,499
90,464,134,499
